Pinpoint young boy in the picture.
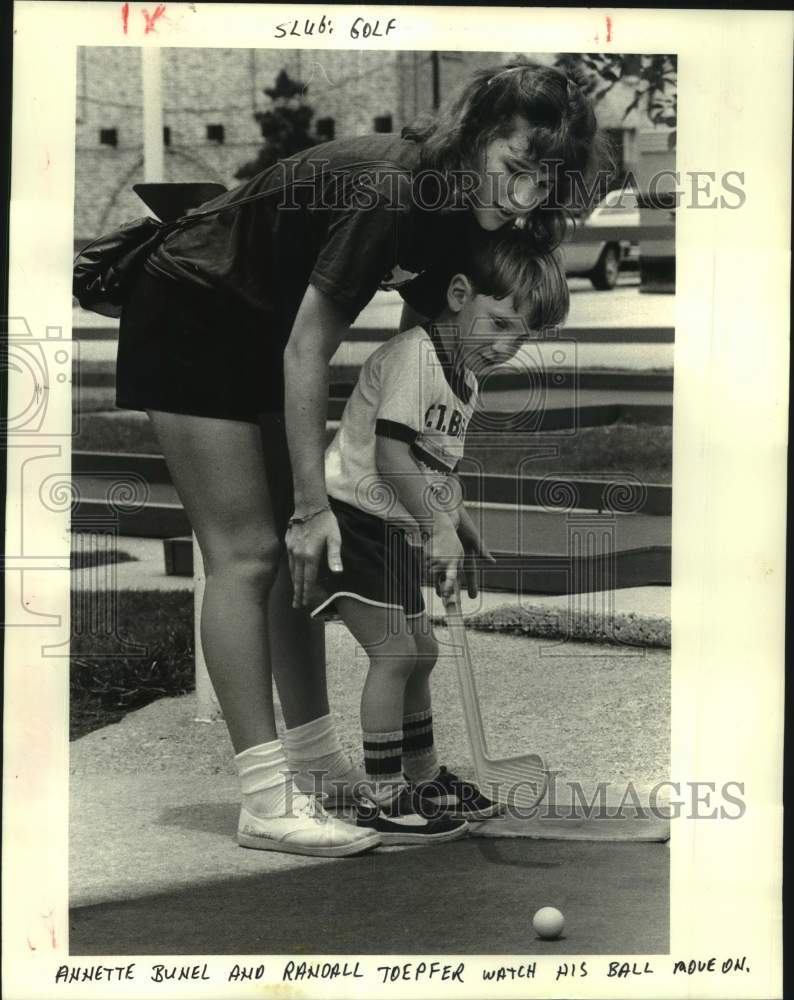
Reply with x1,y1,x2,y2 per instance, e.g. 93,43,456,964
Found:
310,234,569,845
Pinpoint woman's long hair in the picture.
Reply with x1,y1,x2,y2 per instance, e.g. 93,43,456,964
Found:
402,58,612,254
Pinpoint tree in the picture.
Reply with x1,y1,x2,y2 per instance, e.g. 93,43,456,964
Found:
554,53,677,148
235,69,322,180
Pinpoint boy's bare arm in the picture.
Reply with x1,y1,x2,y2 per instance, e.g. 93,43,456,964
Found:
374,436,453,533
450,475,496,598
375,436,463,596
455,500,479,544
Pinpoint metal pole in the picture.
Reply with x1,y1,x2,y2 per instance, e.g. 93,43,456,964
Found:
141,48,164,183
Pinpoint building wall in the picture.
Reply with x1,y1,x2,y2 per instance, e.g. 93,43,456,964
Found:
76,47,410,236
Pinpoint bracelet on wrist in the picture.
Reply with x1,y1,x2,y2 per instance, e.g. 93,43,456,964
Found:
288,504,331,527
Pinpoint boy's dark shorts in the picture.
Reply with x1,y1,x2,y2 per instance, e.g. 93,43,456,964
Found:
310,498,426,620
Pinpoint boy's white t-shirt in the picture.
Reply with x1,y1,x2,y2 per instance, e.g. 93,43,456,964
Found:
325,325,479,529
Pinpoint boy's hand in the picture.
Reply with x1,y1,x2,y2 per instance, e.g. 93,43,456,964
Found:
457,518,496,599
425,518,465,602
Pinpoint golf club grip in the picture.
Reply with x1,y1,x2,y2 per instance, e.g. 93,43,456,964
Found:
444,597,490,758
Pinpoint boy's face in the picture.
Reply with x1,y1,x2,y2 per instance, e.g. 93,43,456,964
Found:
444,277,529,376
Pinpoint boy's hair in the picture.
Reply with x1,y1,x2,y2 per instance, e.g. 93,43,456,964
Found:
402,57,613,255
465,230,570,335
404,226,569,335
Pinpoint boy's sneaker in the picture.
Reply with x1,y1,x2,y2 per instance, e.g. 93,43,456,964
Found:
411,767,505,821
356,786,469,845
237,795,381,858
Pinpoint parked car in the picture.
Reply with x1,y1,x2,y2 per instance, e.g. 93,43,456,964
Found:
561,188,640,290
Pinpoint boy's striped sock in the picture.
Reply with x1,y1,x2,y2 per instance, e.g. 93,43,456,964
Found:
402,709,441,783
362,729,406,806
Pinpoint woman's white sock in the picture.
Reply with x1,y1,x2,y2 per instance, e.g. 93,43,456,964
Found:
235,739,307,818
283,713,359,785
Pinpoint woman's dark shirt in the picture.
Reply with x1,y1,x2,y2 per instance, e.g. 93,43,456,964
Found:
146,134,468,338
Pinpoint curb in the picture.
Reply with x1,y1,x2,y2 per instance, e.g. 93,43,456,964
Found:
468,785,671,843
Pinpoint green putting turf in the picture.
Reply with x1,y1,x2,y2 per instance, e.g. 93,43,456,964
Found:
70,837,668,955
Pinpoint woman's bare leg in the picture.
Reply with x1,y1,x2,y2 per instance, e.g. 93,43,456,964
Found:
267,554,330,727
259,411,330,728
142,416,380,854
147,410,281,753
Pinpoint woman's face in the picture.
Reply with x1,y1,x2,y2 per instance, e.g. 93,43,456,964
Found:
469,118,553,231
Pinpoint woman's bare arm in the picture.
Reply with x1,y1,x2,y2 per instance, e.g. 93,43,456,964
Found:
283,284,351,606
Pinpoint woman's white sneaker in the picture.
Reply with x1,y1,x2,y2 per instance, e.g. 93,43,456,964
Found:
237,794,380,857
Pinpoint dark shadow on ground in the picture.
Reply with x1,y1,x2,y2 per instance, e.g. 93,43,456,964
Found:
70,839,668,955
159,802,240,838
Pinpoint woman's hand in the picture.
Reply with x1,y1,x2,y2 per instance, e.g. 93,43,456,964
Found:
456,509,496,599
285,509,343,608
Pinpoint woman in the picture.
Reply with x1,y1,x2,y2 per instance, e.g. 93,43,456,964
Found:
115,58,604,857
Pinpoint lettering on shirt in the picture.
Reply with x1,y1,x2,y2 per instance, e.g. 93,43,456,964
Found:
424,403,467,439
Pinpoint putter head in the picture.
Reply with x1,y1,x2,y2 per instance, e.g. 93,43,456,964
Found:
479,754,548,812
443,591,550,814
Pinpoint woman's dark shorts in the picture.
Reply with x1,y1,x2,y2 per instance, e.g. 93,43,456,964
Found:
310,497,426,621
116,266,286,422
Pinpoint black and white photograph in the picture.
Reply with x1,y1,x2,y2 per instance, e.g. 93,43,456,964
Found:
3,5,788,999
68,41,677,958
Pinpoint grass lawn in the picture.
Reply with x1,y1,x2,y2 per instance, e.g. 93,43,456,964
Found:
466,422,672,484
71,548,137,570
71,590,194,740
74,412,672,484
74,411,161,453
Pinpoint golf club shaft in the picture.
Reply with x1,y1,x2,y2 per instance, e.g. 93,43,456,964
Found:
444,594,490,759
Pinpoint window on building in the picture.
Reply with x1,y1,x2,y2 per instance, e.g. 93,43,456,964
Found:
99,128,118,148
373,114,393,134
206,124,225,144
163,126,171,147
316,117,335,141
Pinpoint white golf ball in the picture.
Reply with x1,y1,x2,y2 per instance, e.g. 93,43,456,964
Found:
532,906,565,940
